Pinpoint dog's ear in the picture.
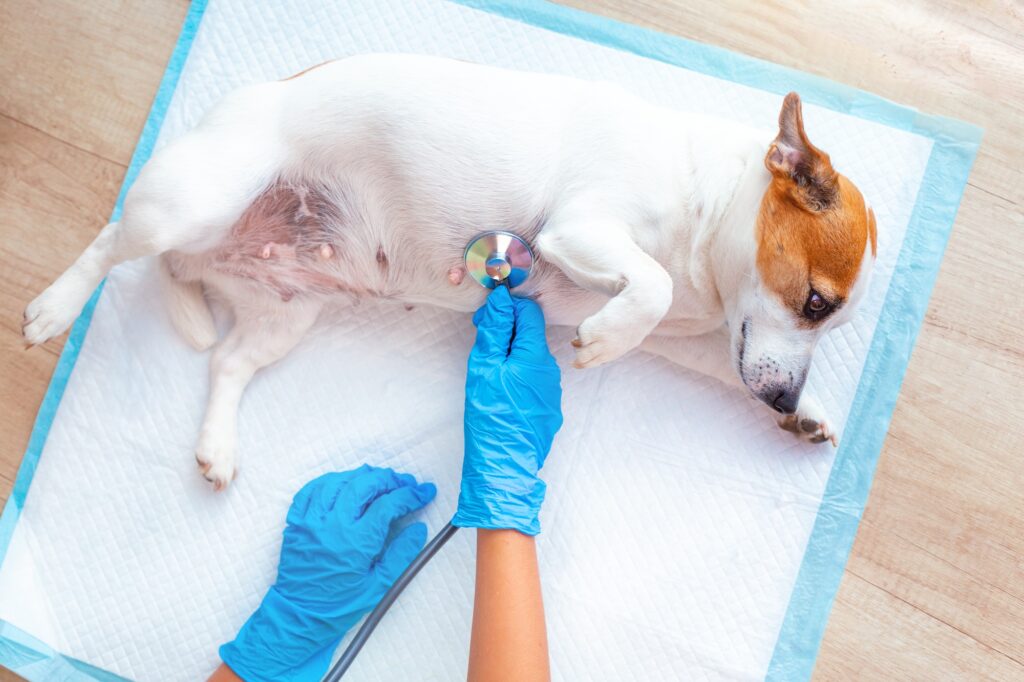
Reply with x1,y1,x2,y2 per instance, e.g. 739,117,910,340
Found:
765,92,838,211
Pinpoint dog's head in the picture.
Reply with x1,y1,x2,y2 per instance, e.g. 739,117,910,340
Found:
726,93,876,413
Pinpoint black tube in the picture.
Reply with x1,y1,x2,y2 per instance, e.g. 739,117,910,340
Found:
325,522,460,680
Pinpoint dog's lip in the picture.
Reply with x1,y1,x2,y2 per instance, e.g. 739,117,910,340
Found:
737,318,749,380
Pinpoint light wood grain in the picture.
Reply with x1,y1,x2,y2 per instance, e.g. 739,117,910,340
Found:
0,1,1021,680
0,114,124,495
0,0,192,163
819,571,1022,679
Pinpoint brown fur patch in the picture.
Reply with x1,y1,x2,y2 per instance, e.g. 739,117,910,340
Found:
757,175,872,313
280,60,335,81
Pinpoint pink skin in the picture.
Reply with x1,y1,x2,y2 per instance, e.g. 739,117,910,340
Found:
200,182,462,302
204,184,348,301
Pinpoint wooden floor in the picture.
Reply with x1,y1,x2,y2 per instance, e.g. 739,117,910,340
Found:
1,1,1021,679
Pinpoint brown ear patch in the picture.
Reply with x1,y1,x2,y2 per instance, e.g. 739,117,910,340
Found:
757,174,874,315
765,93,839,212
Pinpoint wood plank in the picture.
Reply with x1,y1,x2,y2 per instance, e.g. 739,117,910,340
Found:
817,572,1024,679
0,114,125,504
847,519,1024,664
924,187,1024,354
0,0,189,164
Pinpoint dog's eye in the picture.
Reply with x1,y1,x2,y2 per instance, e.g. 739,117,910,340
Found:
803,291,833,321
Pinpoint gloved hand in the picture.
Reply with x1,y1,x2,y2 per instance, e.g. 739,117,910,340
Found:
452,285,563,536
219,465,436,681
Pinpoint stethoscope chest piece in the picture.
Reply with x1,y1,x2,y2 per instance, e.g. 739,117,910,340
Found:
463,231,534,289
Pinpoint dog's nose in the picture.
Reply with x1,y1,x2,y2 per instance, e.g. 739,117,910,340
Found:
771,389,800,414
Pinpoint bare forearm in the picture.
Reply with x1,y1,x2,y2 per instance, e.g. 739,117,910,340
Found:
208,664,242,682
468,529,550,682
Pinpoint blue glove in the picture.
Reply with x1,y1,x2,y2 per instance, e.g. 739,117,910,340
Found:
452,285,563,536
220,465,436,681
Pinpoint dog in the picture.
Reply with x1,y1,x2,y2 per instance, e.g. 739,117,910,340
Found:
23,54,876,490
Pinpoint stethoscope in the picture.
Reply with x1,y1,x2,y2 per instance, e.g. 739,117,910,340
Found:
326,231,535,680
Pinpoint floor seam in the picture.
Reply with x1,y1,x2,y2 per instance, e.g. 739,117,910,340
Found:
0,111,129,169
848,569,1024,668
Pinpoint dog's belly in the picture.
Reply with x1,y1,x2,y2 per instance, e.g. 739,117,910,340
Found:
167,178,610,327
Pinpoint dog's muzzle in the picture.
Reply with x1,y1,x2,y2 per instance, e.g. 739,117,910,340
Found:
761,385,801,414
735,320,808,415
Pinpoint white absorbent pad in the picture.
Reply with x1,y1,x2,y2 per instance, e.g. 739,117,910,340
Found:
0,1,981,680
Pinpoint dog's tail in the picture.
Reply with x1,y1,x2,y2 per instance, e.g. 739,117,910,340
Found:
159,255,218,351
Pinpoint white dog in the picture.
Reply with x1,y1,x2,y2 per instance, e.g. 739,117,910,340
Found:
24,54,876,489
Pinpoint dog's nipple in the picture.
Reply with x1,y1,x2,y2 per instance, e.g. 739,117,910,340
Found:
447,266,465,286
319,243,334,260
260,243,274,259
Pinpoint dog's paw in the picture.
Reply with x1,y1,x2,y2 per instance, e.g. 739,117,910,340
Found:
571,316,645,369
23,281,88,347
569,311,647,368
778,396,837,446
195,437,237,491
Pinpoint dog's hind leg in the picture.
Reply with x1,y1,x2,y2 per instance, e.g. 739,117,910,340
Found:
537,216,673,368
159,256,218,351
23,220,129,345
23,123,280,347
196,298,321,490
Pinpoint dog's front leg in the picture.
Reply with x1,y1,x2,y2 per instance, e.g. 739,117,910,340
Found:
537,219,673,368
641,330,837,445
196,301,321,489
640,327,742,388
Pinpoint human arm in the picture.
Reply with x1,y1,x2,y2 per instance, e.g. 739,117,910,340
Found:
208,664,242,682
469,529,549,682
453,286,563,681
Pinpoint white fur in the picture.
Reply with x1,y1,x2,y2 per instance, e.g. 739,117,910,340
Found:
159,256,218,351
23,54,873,488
